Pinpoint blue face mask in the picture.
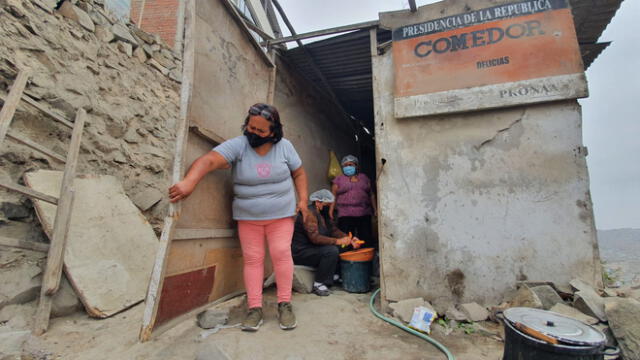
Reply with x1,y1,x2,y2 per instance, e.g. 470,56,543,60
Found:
343,166,356,176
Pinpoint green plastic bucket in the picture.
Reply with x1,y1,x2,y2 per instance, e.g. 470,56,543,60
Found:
340,259,372,293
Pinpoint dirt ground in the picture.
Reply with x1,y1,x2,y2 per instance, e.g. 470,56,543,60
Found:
6,287,504,360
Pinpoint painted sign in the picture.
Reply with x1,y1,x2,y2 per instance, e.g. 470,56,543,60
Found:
392,0,587,118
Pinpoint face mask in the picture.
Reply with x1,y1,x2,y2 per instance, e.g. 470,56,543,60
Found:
244,130,273,148
343,166,356,176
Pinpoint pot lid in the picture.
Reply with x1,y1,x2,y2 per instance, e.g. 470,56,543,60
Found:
504,307,606,346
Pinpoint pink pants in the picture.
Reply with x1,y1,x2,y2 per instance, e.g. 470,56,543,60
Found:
237,217,294,308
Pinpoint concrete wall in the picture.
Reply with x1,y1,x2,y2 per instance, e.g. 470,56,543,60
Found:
188,0,356,197
374,1,601,307
274,58,356,194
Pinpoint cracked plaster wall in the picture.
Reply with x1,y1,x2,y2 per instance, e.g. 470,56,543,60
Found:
373,42,601,308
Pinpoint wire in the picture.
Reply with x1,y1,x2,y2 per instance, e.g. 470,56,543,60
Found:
369,288,455,360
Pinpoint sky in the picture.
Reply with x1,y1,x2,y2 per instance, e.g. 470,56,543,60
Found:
276,0,639,230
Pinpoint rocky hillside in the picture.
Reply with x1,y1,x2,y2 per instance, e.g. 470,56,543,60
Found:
0,0,181,238
0,0,181,320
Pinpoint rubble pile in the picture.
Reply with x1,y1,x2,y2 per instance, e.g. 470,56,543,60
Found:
387,279,640,359
0,0,180,337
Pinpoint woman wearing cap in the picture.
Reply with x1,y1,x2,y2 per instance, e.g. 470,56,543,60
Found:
292,189,362,296
330,155,377,248
169,103,308,332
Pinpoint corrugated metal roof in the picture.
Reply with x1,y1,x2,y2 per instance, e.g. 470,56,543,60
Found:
283,1,623,127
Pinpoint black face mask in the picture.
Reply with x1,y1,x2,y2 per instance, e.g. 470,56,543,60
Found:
320,206,330,219
244,130,273,148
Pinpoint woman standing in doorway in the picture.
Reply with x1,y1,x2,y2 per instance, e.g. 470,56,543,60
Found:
169,103,308,332
330,155,377,249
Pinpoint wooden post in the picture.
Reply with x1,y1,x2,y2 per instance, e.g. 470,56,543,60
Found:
33,108,86,335
0,69,31,146
267,49,277,104
0,235,50,252
140,0,195,341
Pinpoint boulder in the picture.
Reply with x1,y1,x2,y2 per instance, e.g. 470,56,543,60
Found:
530,285,564,310
133,46,147,63
131,188,163,211
574,290,606,322
131,26,155,45
152,52,175,70
549,303,598,325
51,275,82,318
117,41,132,57
95,25,114,43
445,305,467,321
509,286,543,309
58,1,95,32
389,297,435,323
0,202,30,220
196,309,229,329
0,250,44,310
147,58,169,76
605,298,640,360
2,0,25,18
292,265,315,294
459,302,489,322
110,23,138,46
570,278,597,294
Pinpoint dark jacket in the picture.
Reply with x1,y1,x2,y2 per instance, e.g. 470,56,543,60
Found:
292,205,346,255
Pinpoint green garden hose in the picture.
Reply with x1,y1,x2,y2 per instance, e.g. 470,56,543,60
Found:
369,288,455,360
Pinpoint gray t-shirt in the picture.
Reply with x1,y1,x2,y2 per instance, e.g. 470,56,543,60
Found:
213,136,302,220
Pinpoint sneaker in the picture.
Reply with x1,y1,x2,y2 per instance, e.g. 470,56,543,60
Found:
277,302,297,330
241,307,263,332
312,283,331,296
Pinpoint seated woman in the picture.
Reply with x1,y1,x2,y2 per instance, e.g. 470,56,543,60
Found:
292,189,361,296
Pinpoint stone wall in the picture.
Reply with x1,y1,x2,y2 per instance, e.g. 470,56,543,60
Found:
0,0,182,242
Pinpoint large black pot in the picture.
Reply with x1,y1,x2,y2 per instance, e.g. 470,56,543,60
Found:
503,318,618,360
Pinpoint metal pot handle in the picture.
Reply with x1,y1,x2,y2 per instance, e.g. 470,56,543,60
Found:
600,345,620,356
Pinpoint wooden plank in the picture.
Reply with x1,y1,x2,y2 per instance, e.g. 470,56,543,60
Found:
20,93,74,129
173,228,235,240
265,19,380,46
140,0,196,342
267,49,277,104
165,238,238,276
0,235,49,252
7,131,66,163
33,108,85,336
42,109,86,294
0,69,31,146
242,16,274,41
0,180,58,205
140,216,177,342
369,28,377,57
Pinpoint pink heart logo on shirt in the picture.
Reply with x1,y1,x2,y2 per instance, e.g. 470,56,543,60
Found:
256,163,272,178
